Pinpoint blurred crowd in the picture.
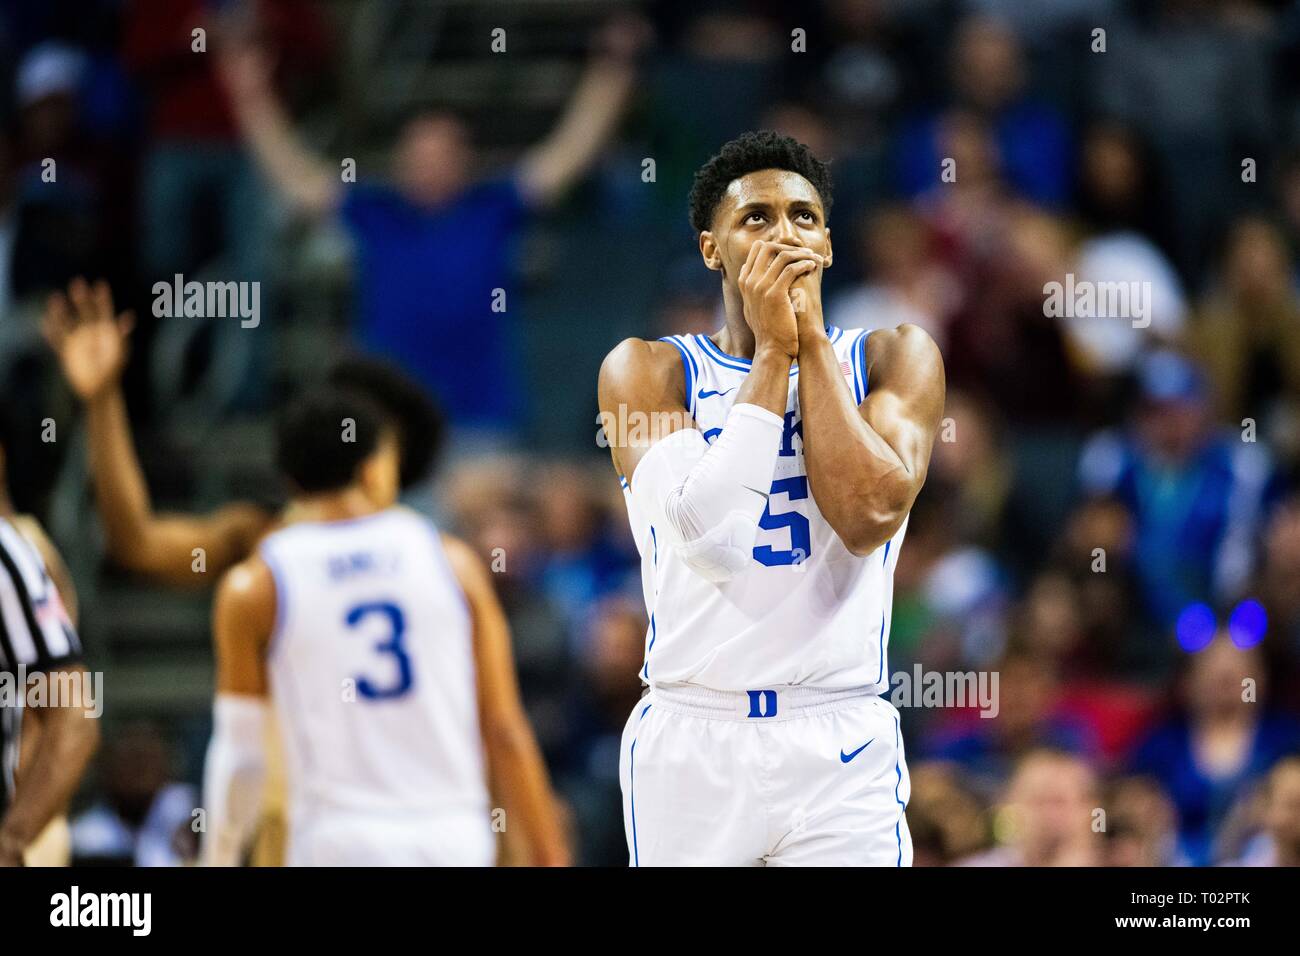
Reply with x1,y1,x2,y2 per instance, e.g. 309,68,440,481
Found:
4,0,1300,866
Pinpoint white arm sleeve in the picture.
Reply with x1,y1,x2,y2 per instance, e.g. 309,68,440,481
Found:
630,402,784,582
200,693,269,867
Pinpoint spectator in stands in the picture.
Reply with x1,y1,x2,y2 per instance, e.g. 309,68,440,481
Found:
926,651,1097,798
1077,350,1283,633
1231,756,1300,866
1088,0,1274,278
826,204,959,351
905,760,991,867
895,15,1070,206
70,722,198,867
1064,122,1188,386
220,16,647,440
958,749,1102,866
1130,635,1300,865
1190,216,1300,466
1102,775,1188,867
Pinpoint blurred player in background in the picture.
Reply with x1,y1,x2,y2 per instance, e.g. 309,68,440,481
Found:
600,132,945,866
0,406,99,866
201,386,568,866
42,278,457,864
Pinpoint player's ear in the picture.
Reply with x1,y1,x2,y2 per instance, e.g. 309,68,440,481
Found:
698,231,723,273
822,227,833,269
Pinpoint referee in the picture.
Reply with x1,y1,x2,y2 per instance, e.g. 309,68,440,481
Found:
0,410,99,866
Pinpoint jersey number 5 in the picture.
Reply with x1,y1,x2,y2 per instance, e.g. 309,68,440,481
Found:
752,476,812,567
345,601,413,700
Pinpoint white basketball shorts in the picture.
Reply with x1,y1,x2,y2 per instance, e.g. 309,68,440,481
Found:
619,684,912,866
285,807,495,867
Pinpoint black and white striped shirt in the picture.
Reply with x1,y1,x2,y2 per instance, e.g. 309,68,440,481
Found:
0,517,82,819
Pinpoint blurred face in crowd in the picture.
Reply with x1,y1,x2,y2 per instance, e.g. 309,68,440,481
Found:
951,17,1023,112
699,169,832,287
1104,777,1178,866
395,112,472,208
1082,126,1143,213
1224,218,1290,303
1186,635,1263,719
1266,760,1300,856
589,599,648,708
1004,751,1097,864
1137,396,1208,464
862,206,927,285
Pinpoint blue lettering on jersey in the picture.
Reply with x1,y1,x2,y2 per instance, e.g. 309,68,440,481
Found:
345,601,414,700
779,411,802,457
753,476,812,567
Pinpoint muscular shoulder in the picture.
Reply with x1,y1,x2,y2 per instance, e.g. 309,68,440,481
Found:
215,555,277,633
440,533,486,591
598,337,686,412
865,324,945,395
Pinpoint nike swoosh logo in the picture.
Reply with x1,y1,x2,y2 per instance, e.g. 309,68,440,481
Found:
697,387,737,400
741,484,770,502
840,739,874,763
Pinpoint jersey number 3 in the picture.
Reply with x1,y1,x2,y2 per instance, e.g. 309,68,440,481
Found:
345,601,413,700
752,476,812,567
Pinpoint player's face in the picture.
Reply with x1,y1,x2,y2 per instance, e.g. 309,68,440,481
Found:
699,168,832,282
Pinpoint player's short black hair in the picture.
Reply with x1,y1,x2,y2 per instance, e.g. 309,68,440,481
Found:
327,356,444,489
687,130,833,234
276,386,391,494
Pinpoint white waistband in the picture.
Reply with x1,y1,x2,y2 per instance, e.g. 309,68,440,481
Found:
646,683,875,721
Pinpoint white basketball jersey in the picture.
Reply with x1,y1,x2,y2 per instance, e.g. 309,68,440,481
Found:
621,326,907,692
260,508,489,823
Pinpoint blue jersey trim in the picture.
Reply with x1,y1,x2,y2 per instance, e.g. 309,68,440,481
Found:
892,708,905,866
876,538,892,685
630,703,652,867
659,336,698,418
858,329,872,399
849,330,869,404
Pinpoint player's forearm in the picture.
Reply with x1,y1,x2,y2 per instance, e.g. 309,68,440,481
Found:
796,334,915,555
0,700,99,853
484,720,569,866
84,387,160,566
232,90,338,217
201,695,269,867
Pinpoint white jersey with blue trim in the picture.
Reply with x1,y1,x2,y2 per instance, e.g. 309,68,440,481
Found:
621,326,907,692
260,507,490,822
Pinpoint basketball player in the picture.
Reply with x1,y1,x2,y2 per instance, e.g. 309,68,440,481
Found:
598,131,945,865
42,278,533,864
201,387,567,866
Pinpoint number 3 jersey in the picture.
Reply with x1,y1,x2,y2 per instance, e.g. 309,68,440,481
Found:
621,327,908,694
259,508,489,821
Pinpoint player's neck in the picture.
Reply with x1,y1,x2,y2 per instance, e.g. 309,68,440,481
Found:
716,284,757,359
289,486,381,525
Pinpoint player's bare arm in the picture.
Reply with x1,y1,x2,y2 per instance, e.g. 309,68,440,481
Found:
797,317,946,555
201,557,275,866
45,279,274,588
443,535,570,867
0,662,99,867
